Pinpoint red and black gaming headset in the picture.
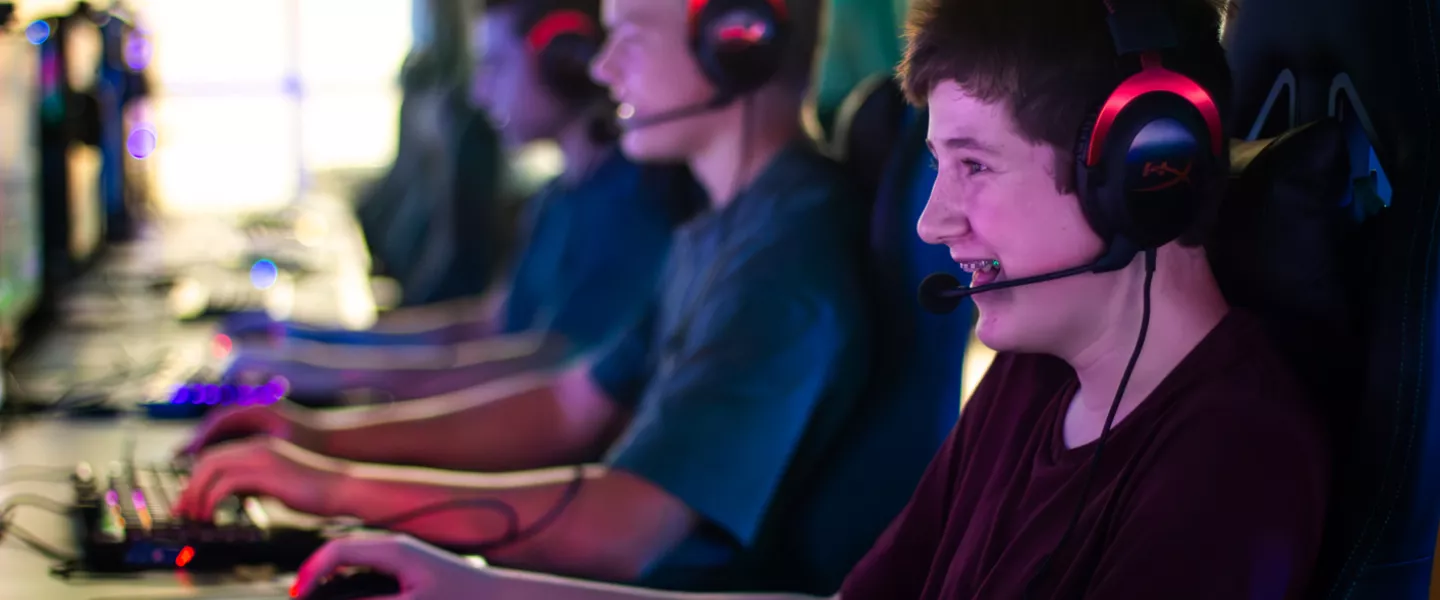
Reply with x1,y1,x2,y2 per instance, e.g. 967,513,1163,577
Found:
688,0,791,101
1073,0,1226,271
524,9,605,103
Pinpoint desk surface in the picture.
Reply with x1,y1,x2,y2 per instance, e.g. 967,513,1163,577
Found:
0,416,295,599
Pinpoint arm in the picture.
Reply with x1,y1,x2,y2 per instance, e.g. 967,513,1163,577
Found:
178,450,686,581
297,533,832,600
331,464,693,580
280,294,494,344
311,366,628,472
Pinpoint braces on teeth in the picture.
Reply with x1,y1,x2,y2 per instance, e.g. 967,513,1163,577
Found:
959,259,1000,273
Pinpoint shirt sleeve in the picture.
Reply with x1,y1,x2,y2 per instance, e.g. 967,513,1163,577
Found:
1084,404,1330,600
603,279,855,546
587,304,658,408
543,214,671,353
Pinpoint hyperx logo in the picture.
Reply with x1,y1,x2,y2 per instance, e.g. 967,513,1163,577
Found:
1136,160,1193,191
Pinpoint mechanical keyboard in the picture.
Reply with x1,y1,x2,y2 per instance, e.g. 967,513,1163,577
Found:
71,460,327,573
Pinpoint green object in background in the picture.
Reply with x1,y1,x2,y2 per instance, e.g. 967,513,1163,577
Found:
812,0,911,136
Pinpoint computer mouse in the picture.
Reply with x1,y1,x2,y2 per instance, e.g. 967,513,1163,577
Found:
301,570,402,600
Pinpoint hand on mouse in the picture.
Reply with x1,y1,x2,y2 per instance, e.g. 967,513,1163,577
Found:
179,402,325,457
292,533,490,600
173,437,348,520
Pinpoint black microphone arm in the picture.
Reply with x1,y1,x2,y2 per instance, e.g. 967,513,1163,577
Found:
618,93,734,130
917,261,1102,315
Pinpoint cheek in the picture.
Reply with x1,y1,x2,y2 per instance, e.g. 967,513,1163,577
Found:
632,49,711,106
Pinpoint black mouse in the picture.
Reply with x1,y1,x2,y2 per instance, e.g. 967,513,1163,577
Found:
301,569,402,600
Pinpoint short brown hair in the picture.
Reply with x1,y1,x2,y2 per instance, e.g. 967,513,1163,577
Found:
899,0,1232,198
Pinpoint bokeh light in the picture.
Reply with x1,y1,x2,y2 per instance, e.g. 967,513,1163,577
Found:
25,21,50,45
124,32,152,70
249,259,278,289
127,127,157,159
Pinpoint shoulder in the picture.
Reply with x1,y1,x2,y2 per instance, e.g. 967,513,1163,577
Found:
759,144,861,216
1140,312,1330,492
1167,311,1324,441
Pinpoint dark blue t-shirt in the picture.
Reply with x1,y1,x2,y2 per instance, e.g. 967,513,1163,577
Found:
589,141,871,592
501,151,702,355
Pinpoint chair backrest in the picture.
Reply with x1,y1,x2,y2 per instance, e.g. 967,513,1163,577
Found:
763,76,972,593
828,72,910,208
1225,0,1440,597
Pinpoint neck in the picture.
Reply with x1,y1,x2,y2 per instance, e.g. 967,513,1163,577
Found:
1064,247,1230,415
555,112,607,186
689,90,802,208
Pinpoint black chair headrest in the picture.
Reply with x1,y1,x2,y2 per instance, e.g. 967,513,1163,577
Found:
1209,119,1356,396
830,73,909,204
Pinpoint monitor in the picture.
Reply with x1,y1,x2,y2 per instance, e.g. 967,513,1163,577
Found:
0,32,45,352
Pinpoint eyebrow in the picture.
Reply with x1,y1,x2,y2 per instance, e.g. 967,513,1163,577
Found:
928,136,1002,156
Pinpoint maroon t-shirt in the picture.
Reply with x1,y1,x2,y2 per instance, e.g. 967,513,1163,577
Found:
841,311,1330,599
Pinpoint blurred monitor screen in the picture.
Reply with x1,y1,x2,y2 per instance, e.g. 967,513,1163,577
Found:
0,33,45,350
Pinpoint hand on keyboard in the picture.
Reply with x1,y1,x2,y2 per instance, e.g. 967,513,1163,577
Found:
173,437,347,521
180,403,325,456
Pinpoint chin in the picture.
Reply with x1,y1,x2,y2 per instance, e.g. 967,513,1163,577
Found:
973,305,1029,354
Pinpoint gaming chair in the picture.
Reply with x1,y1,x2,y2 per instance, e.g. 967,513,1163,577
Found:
758,76,969,593
1223,0,1440,597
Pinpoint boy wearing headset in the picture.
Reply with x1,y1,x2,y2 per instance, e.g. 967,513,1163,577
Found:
180,0,878,593
216,0,705,400
289,0,1330,599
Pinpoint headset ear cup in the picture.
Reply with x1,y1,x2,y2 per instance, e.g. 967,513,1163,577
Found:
1076,93,1215,253
689,0,790,97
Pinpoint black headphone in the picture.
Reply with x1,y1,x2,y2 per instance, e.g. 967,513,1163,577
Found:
525,9,604,104
1072,1,1226,271
687,0,792,100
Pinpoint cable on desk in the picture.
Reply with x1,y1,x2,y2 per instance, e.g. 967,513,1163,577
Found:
1,493,74,517
0,466,74,487
3,350,169,416
0,493,81,568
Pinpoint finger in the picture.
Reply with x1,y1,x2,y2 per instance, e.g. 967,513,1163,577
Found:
176,442,260,518
292,536,409,599
193,470,272,518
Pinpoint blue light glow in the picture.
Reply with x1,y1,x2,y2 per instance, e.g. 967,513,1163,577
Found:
249,259,278,289
25,21,50,45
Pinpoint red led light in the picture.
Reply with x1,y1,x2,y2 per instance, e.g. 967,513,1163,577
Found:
176,545,195,567
212,333,234,358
